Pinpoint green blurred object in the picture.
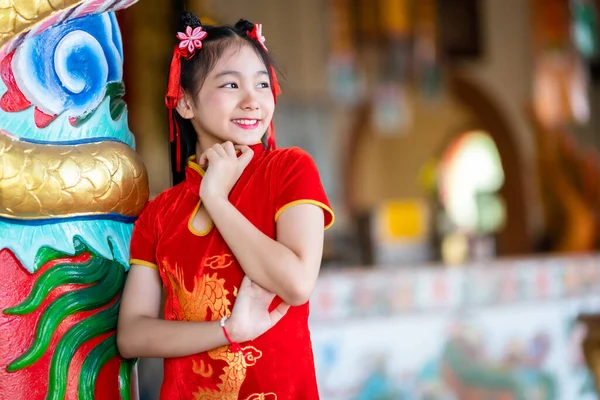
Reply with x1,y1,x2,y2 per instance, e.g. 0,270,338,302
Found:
571,0,599,59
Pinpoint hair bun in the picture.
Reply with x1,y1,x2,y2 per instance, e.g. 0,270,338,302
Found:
180,12,202,30
234,19,255,33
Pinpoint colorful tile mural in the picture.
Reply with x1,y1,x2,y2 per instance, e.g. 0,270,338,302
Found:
310,256,600,399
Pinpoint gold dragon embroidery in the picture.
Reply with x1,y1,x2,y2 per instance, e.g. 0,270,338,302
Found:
164,255,275,399
193,345,265,400
166,261,231,322
245,393,278,400
203,254,235,269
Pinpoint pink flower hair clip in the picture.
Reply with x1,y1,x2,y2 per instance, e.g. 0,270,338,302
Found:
177,26,207,59
248,24,267,52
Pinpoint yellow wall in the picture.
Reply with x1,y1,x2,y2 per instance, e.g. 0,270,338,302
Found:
352,92,476,209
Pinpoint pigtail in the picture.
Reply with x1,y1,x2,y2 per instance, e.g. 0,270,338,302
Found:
234,19,255,33
181,11,202,30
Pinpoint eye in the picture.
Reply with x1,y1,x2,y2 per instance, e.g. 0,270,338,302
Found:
221,82,238,89
257,82,270,89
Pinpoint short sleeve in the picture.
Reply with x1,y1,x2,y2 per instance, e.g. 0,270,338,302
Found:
274,148,334,230
129,199,159,270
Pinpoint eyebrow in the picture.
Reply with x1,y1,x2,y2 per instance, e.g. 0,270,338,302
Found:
214,70,269,79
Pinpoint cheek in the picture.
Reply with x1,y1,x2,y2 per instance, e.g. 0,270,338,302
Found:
261,95,275,117
198,92,233,118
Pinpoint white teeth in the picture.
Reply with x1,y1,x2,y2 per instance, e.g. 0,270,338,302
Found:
233,119,258,125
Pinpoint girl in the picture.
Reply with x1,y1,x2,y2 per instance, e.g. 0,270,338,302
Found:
117,12,334,400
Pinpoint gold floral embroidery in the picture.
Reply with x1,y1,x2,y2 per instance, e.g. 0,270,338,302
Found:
245,393,278,400
204,254,235,269
165,257,265,398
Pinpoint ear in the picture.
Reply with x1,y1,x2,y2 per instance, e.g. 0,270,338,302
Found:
176,93,195,119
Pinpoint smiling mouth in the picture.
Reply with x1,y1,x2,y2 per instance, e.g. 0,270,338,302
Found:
231,119,260,129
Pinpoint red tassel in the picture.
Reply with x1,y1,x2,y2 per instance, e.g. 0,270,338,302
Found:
166,47,182,109
267,121,276,150
175,115,181,171
166,46,183,172
168,109,174,143
269,69,279,149
267,66,281,150
269,65,281,98
168,108,182,171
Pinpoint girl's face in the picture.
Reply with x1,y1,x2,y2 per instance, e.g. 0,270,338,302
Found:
179,43,275,149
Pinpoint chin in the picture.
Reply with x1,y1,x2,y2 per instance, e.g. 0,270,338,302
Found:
232,133,264,146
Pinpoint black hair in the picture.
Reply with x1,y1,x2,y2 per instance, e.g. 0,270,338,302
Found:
170,12,277,185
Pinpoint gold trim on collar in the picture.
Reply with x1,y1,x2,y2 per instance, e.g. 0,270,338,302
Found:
187,157,205,176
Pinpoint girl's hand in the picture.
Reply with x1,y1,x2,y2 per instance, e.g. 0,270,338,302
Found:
198,142,253,200
226,276,290,343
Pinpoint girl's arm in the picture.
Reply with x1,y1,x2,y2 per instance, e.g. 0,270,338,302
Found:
117,265,229,358
117,265,288,358
199,143,330,306
203,197,325,306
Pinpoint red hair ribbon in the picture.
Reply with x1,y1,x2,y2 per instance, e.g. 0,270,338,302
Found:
248,23,281,150
165,26,207,172
248,24,267,51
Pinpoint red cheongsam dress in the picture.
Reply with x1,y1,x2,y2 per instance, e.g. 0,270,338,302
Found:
129,144,334,399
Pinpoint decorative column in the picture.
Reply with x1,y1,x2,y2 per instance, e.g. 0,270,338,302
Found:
0,1,147,399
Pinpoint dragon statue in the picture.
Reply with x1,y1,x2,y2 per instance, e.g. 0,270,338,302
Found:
0,1,149,399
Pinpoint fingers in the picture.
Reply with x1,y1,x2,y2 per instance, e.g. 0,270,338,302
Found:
201,148,219,165
269,302,290,325
235,145,252,154
222,141,236,157
198,153,208,167
236,145,254,170
198,148,216,167
198,142,254,169
212,143,228,158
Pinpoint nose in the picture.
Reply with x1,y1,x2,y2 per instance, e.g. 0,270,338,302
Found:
240,90,259,111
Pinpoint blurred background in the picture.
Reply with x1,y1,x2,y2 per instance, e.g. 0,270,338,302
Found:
117,0,600,398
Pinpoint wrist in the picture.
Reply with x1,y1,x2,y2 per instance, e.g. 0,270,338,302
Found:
222,316,244,347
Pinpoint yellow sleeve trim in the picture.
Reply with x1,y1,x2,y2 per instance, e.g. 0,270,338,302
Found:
130,259,158,270
275,199,335,230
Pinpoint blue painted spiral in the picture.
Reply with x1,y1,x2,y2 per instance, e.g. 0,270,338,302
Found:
12,13,123,117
